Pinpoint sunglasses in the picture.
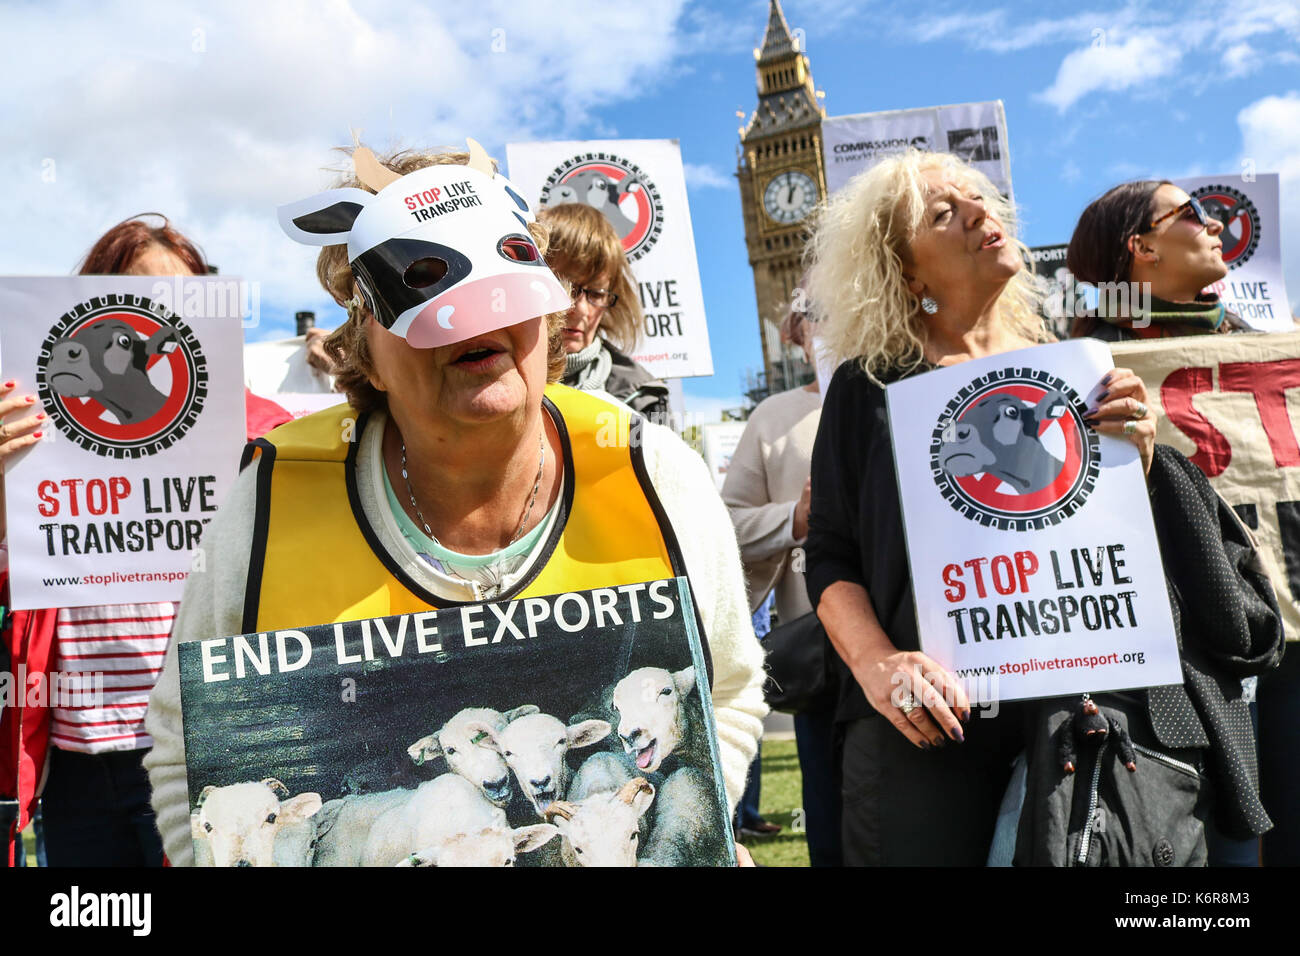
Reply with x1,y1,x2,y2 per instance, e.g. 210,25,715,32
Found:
1146,196,1209,232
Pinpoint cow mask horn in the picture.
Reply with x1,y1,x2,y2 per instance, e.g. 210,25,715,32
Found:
277,139,569,349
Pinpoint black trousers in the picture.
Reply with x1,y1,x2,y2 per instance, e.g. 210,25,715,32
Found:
840,703,1024,866
41,748,165,867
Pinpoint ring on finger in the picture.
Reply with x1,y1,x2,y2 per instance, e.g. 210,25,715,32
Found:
1123,420,1138,436
898,692,918,715
1129,401,1148,420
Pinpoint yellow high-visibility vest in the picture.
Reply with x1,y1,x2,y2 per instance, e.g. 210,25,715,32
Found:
239,385,695,643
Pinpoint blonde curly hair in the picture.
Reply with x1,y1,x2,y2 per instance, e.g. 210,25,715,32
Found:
315,146,566,412
803,149,1046,380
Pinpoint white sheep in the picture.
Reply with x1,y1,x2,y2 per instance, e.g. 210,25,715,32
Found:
395,822,559,868
312,774,557,867
406,705,539,807
192,778,323,867
466,712,611,816
611,666,701,773
638,767,726,866
543,752,656,867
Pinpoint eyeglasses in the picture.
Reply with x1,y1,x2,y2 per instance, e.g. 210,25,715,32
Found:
567,283,618,309
1146,196,1209,233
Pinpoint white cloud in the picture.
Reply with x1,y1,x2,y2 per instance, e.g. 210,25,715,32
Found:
1,0,693,337
895,1,1300,111
683,162,732,190
1223,42,1260,77
1036,33,1178,113
1237,92,1300,314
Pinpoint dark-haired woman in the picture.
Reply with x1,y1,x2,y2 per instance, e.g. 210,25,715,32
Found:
1067,181,1239,340
2,215,293,867
1,215,206,866
1067,181,1284,866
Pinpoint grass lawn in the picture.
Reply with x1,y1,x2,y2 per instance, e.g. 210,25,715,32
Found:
739,736,811,868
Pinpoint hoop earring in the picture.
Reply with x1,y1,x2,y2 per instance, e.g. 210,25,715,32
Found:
921,296,939,315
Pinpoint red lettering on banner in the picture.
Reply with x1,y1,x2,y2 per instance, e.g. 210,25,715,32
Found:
37,480,59,517
942,564,965,602
963,556,989,598
1220,358,1300,469
1014,550,1039,592
1161,367,1231,477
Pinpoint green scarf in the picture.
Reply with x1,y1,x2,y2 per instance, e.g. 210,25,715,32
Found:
1099,292,1227,334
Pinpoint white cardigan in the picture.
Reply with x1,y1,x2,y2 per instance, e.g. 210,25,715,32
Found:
143,401,767,865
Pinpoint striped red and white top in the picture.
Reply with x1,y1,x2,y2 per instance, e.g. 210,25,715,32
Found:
51,603,176,753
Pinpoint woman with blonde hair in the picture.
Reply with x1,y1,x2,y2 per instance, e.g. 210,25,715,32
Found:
802,150,1162,865
538,203,669,418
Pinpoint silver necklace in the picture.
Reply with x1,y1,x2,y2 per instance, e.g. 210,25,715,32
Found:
400,429,545,548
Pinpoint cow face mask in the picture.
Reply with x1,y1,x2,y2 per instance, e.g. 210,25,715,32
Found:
277,140,570,349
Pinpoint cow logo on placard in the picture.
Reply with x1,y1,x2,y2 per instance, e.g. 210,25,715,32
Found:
36,295,207,459
539,153,663,261
930,368,1099,530
1190,184,1259,270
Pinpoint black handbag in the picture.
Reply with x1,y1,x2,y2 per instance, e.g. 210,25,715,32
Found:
762,610,838,714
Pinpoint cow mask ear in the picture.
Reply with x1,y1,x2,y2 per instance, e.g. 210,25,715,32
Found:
277,187,374,246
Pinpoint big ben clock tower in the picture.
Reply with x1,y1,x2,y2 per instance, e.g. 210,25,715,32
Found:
738,0,826,394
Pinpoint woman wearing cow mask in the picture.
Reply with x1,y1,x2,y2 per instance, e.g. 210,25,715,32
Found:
802,150,1279,866
537,203,670,420
142,142,766,866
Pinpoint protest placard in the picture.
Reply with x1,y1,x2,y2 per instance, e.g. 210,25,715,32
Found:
822,100,1013,198
700,421,747,491
1171,174,1293,332
1111,331,1300,642
0,276,246,608
505,139,714,380
887,340,1182,701
1027,243,1073,339
179,577,734,867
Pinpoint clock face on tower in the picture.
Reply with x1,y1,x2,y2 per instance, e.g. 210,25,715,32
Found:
763,169,818,224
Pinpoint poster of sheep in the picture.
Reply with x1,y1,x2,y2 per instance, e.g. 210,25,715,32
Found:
177,577,736,867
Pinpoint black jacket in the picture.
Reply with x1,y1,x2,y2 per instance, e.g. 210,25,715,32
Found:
808,361,1283,846
1017,446,1284,864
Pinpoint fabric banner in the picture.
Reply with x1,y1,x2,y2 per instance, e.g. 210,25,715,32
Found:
887,340,1182,701
1170,174,1293,332
179,578,734,867
1111,331,1300,641
0,277,245,608
822,100,1013,198
505,139,714,380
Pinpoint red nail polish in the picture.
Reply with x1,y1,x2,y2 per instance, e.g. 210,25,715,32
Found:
3,381,14,389
33,431,43,439
25,396,37,404
36,413,46,421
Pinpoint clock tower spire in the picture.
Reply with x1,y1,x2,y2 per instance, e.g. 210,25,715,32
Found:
737,0,826,395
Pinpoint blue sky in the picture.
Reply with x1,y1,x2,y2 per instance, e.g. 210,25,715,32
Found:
4,1,1299,420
